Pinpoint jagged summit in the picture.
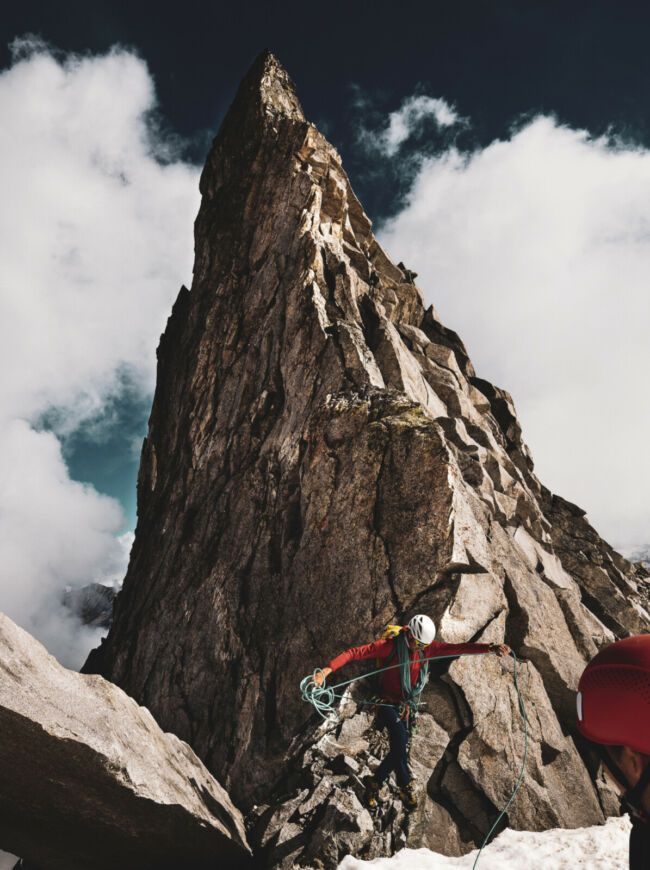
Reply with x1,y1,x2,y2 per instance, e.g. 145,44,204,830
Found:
246,50,305,121
224,50,304,130
86,53,649,865
203,50,304,168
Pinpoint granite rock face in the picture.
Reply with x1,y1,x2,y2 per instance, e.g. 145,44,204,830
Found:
85,51,650,862
0,612,251,870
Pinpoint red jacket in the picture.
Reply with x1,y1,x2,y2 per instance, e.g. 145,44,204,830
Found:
328,634,491,701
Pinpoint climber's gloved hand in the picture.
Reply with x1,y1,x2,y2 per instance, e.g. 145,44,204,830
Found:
314,667,332,687
489,643,511,658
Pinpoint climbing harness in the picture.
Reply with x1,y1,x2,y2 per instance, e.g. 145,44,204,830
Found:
300,650,528,870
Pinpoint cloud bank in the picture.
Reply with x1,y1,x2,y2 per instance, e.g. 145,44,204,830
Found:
361,94,462,157
0,38,200,666
375,106,650,551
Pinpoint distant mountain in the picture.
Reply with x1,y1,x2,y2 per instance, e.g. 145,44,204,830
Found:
624,546,650,568
62,582,116,630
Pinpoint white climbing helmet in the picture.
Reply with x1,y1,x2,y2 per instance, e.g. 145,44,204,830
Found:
408,614,436,645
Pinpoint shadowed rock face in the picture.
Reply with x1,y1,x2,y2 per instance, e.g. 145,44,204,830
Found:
84,50,649,860
0,612,251,870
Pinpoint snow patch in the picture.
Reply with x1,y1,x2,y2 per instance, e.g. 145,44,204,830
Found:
338,816,631,869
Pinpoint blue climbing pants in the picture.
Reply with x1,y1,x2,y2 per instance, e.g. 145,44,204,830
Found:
374,704,412,787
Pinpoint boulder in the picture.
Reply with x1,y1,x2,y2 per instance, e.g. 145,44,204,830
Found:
0,612,251,869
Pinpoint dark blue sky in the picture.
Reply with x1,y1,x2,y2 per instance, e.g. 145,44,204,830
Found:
6,1,650,216
5,0,650,530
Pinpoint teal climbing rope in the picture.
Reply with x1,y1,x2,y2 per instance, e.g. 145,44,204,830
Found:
300,650,528,870
300,650,493,720
395,629,429,711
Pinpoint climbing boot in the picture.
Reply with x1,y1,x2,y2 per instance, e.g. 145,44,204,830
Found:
363,774,381,809
397,781,417,811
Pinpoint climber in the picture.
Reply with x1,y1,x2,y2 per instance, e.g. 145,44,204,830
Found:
314,614,510,811
576,635,650,869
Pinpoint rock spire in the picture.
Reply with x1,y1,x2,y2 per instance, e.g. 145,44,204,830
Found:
85,51,650,863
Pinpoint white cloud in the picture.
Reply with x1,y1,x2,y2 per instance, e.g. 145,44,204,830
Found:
361,93,462,157
0,41,200,424
0,40,200,665
379,114,650,551
0,420,125,667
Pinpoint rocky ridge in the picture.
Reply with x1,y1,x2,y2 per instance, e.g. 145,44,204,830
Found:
84,51,650,866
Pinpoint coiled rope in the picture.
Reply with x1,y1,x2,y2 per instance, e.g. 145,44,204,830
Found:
300,650,528,870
